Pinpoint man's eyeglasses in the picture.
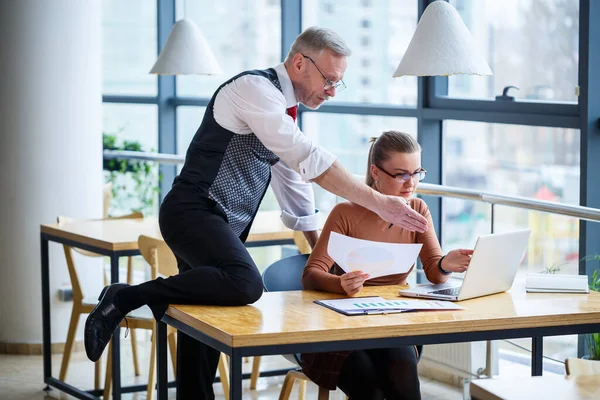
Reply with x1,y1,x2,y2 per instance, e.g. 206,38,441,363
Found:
301,54,347,92
375,165,427,183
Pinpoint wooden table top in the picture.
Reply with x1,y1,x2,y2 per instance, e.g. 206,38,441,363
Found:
470,375,600,400
167,285,600,348
40,211,293,251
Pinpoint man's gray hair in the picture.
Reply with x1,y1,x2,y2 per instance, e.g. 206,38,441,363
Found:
285,27,352,62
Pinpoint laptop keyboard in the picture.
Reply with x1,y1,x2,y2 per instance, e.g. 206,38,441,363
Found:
431,287,461,296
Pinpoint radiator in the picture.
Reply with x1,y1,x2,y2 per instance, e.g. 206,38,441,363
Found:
418,342,488,388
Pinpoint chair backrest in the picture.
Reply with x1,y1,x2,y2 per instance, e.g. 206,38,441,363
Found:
57,212,145,300
262,254,310,292
293,231,312,255
565,357,600,376
138,235,179,279
103,182,113,218
262,253,310,366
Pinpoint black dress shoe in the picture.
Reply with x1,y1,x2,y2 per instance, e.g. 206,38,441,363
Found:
84,283,129,362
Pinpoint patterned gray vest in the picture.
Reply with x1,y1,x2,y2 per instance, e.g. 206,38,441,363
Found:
172,69,283,237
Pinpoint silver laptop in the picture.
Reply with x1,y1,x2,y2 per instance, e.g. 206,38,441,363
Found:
400,229,531,301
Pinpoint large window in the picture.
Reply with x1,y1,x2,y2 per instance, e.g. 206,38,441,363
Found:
302,0,418,106
101,0,598,368
448,0,579,102
175,0,282,97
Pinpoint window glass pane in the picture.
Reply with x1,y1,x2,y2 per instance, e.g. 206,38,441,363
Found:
175,0,281,97
442,121,580,272
303,112,417,212
447,0,579,102
302,0,418,106
176,106,206,157
103,104,159,216
102,0,157,95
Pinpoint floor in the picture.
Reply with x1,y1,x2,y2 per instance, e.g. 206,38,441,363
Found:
0,334,464,400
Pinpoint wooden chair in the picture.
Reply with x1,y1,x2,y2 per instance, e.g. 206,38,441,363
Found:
57,212,143,389
248,231,313,392
102,182,113,218
293,230,312,255
565,357,600,375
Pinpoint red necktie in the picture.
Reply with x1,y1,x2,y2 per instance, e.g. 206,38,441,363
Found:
286,105,298,122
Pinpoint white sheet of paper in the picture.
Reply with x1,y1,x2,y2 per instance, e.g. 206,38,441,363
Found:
327,232,423,279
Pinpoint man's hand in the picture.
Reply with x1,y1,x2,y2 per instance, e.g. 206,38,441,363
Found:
340,271,370,296
377,195,428,233
441,249,474,273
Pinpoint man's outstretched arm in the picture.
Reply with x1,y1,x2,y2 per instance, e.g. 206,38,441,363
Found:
312,160,428,232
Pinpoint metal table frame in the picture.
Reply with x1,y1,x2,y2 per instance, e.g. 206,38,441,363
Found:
40,231,294,400
156,310,600,400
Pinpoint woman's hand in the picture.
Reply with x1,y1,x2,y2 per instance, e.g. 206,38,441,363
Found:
441,249,474,273
340,271,370,296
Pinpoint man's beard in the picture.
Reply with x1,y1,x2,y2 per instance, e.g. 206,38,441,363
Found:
295,87,329,110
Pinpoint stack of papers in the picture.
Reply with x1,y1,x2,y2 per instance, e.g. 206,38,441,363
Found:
526,273,590,293
315,296,464,316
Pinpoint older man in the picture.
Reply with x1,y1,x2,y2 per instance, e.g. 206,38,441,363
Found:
85,27,428,399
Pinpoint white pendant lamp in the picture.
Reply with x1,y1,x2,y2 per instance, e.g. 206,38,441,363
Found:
393,0,492,77
150,19,222,75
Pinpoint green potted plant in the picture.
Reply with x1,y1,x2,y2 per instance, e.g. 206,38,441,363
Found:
103,132,161,216
542,255,600,361
584,258,600,360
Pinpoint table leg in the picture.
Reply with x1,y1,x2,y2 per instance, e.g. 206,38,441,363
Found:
157,320,168,400
41,235,51,389
230,349,242,400
531,336,543,376
110,255,121,400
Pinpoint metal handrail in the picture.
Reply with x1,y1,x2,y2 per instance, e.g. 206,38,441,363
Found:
417,183,600,223
416,182,484,203
103,150,185,165
103,149,600,222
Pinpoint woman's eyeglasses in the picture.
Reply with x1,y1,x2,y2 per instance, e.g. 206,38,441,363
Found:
375,165,427,183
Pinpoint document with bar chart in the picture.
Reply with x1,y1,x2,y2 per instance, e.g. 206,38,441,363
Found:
315,296,463,316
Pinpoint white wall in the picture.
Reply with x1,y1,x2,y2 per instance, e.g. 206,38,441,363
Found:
0,0,103,344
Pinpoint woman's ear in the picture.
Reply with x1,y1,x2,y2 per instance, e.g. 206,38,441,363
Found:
370,164,379,183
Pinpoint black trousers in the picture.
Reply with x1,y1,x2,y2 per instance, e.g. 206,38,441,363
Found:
337,346,422,400
118,196,264,400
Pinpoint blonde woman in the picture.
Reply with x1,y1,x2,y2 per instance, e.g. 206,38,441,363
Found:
301,131,473,400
